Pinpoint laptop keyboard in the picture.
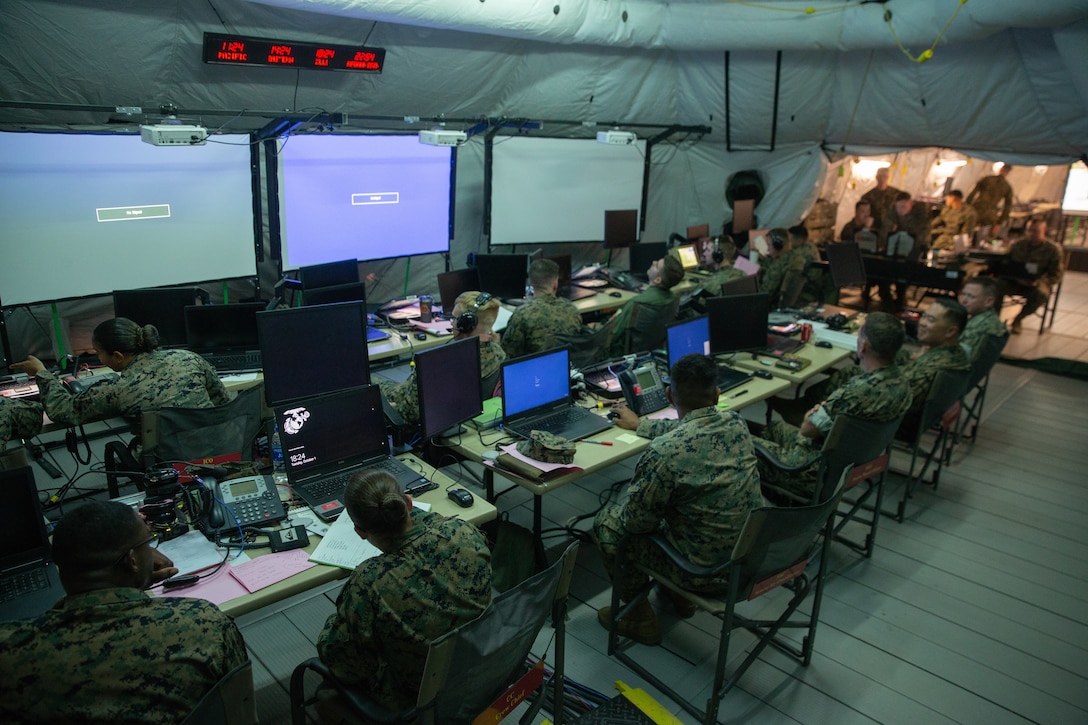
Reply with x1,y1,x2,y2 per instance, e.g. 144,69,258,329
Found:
717,366,751,392
201,351,263,372
301,459,424,500
0,568,49,603
512,408,586,437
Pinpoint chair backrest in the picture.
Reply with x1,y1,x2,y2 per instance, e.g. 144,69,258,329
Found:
899,368,971,443
967,333,1008,389
141,384,265,467
0,444,30,471
556,324,612,370
418,542,579,723
180,660,256,725
625,298,680,354
730,472,848,601
816,414,903,501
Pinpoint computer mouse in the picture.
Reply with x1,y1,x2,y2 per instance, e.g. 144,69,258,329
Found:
447,488,474,508
815,340,833,349
414,332,428,341
609,291,623,298
606,410,620,420
754,369,774,380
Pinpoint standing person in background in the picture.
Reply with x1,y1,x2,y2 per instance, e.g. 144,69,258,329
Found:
501,258,584,359
966,163,1014,240
860,166,901,235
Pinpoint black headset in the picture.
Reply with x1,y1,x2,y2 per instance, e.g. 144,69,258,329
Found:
769,229,787,251
455,292,493,334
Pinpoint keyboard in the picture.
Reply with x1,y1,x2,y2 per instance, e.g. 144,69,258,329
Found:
0,567,49,603
301,460,429,501
507,406,611,441
200,351,263,373
716,366,752,393
301,470,352,500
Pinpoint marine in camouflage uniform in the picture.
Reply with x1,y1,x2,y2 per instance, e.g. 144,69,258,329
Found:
594,406,763,599
931,200,979,250
966,171,1014,227
700,265,748,297
607,285,678,358
895,343,971,416
0,396,43,450
1004,227,1063,326
501,292,583,359
960,308,1007,361
378,339,506,425
317,510,492,711
860,183,902,233
34,348,230,433
0,589,247,724
757,364,912,499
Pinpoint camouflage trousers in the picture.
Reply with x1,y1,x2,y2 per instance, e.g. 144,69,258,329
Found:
757,420,821,501
593,504,732,601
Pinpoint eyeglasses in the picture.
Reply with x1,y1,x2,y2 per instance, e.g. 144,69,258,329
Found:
110,532,159,568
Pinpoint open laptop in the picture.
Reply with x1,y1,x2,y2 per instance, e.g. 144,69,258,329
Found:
184,302,265,374
275,385,433,521
500,348,613,441
1,467,64,621
545,254,598,301
666,316,751,393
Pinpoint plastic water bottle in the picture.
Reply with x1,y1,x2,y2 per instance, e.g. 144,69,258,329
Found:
271,426,284,471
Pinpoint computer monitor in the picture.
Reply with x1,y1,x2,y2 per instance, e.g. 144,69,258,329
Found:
297,259,359,289
675,244,699,271
628,242,668,278
184,303,263,351
666,316,710,371
544,254,572,290
437,268,481,313
113,287,203,348
686,223,710,240
825,242,868,288
604,209,639,249
718,274,760,297
470,253,529,301
416,337,483,439
257,301,370,406
301,281,367,306
707,293,770,355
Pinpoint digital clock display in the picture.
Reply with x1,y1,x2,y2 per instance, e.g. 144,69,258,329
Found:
202,32,385,73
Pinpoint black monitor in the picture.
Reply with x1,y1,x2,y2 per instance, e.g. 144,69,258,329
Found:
825,242,868,288
437,268,481,313
184,303,263,351
604,209,639,249
257,302,370,406
718,274,760,297
416,337,483,439
470,254,528,301
544,254,572,290
628,242,668,278
297,259,359,290
301,281,367,306
707,293,770,355
113,287,203,348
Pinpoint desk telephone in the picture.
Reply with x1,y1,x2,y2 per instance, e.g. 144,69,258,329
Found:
213,475,287,528
618,363,669,416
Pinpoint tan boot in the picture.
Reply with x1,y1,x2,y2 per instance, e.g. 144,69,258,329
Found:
598,598,661,645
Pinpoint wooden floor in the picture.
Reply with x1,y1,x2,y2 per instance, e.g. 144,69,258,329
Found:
21,271,1088,724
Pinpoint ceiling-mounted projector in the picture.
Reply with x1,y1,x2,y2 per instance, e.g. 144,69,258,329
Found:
140,124,208,146
418,129,468,147
597,130,637,145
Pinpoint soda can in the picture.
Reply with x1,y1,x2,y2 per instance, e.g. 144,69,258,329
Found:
800,323,813,343
419,295,433,323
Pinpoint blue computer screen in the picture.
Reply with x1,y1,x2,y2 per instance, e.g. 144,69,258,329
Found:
667,316,710,371
502,349,570,418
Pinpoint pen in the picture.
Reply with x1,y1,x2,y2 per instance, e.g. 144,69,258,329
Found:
729,389,749,399
582,439,614,446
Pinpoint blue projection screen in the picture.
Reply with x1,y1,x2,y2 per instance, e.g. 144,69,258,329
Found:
0,132,257,307
278,135,454,268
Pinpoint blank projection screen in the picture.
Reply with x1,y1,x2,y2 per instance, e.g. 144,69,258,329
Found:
490,137,646,245
1062,161,1088,214
0,132,256,307
279,135,454,268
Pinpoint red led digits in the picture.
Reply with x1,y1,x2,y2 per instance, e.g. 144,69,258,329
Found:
203,32,384,73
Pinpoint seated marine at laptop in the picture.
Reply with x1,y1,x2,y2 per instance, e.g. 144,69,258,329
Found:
697,235,748,297
315,470,492,714
378,291,506,425
0,501,247,724
501,258,584,359
594,354,763,645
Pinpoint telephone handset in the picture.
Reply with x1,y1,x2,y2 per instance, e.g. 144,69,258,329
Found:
617,363,669,416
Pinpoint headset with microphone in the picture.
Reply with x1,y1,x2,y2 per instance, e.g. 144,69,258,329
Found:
769,229,788,251
455,292,493,335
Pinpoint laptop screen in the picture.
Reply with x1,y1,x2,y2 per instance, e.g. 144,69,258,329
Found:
437,268,481,313
544,255,572,290
0,467,49,568
501,348,570,419
257,302,370,406
113,287,201,347
667,316,710,371
416,338,483,439
472,254,528,301
184,303,263,352
276,385,386,481
628,242,668,278
675,244,699,270
297,259,359,289
707,293,770,355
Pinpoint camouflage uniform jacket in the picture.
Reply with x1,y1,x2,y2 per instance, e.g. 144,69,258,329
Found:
1008,239,1063,288
317,510,492,711
501,292,583,359
966,175,1014,226
931,204,979,250
960,309,1007,360
860,185,902,231
700,266,748,297
620,406,762,569
0,397,43,451
608,286,676,358
839,219,875,243
899,343,971,415
759,252,791,306
0,588,247,724
379,339,506,425
34,349,230,432
880,203,932,249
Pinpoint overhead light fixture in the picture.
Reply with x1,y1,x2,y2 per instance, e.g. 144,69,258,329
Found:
852,159,892,181
936,159,967,167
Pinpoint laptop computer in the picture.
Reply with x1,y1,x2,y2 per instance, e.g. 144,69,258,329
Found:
184,302,265,374
0,466,64,621
665,316,751,393
275,385,433,522
546,254,598,301
500,348,613,441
